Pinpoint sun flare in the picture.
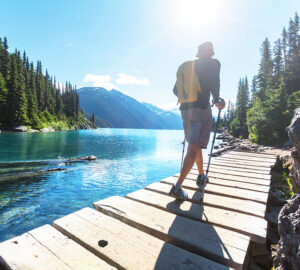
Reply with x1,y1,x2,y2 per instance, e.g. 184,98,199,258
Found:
177,0,222,29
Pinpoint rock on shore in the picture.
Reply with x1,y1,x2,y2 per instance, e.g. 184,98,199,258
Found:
273,195,300,270
287,107,300,194
272,107,300,270
215,130,271,155
13,126,28,132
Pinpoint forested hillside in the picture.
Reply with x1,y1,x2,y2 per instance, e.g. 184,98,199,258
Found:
0,36,92,130
224,13,300,145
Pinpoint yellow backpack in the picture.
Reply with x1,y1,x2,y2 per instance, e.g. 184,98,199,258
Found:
176,60,202,103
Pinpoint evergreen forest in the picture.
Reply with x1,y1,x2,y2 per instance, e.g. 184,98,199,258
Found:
224,13,300,145
0,36,90,130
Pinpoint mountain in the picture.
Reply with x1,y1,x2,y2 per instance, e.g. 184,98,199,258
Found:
77,87,183,129
141,102,182,129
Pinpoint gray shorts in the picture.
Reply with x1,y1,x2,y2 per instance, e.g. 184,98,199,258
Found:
181,106,212,149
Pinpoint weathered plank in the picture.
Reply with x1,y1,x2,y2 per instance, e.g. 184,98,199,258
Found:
224,150,277,157
213,157,274,168
0,232,72,270
200,165,272,180
205,161,271,173
221,153,276,163
93,196,250,270
145,182,267,218
126,189,267,244
53,207,231,270
28,225,116,270
229,151,277,158
178,171,270,190
161,176,269,204
175,173,270,193
224,151,277,159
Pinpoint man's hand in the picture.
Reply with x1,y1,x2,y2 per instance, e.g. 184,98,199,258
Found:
215,99,226,110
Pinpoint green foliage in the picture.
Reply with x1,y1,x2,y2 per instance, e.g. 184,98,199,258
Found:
229,77,249,138
50,120,69,131
0,36,82,129
0,71,7,125
280,172,294,199
227,12,300,146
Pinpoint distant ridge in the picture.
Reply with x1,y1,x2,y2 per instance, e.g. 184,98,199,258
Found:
77,87,183,129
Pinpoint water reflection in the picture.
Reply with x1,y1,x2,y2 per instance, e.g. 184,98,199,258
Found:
0,131,80,161
0,128,219,242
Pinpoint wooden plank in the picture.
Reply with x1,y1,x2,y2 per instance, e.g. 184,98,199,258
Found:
126,189,267,244
221,153,276,163
173,173,270,193
228,151,277,161
190,168,271,187
53,207,231,270
28,224,116,270
216,155,275,165
205,161,271,173
181,170,270,189
161,176,269,204
93,196,250,270
146,182,267,218
200,165,272,180
213,157,273,168
230,150,277,158
0,232,72,270
225,150,277,158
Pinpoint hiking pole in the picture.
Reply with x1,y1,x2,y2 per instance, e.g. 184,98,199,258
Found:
205,108,222,182
180,138,186,172
199,108,222,201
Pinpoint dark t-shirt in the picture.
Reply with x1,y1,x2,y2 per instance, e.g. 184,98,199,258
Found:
173,57,221,110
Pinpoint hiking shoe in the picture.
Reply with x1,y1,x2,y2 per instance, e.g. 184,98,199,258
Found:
169,184,189,200
196,174,209,188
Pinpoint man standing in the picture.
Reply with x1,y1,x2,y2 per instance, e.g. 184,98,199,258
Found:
170,42,225,200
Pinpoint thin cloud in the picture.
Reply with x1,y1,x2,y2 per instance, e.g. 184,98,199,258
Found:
83,74,119,90
66,42,73,47
116,73,149,86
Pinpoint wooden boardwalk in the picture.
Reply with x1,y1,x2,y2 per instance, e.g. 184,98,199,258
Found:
0,150,277,270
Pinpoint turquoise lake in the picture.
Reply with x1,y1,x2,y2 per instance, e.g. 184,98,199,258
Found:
0,128,219,242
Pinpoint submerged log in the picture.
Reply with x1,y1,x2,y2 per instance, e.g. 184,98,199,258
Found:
0,168,68,181
0,155,97,169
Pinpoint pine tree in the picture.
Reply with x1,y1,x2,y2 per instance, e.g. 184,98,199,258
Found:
0,37,10,82
282,27,288,68
0,71,8,125
27,63,39,124
257,38,273,100
0,34,87,129
285,13,300,93
36,60,45,111
7,55,28,125
230,77,249,138
250,76,257,103
92,113,95,124
273,39,283,87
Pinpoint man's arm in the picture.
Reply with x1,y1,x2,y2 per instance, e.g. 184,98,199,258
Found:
173,83,178,97
209,59,221,103
210,59,225,109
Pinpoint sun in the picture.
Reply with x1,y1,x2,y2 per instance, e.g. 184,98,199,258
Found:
177,0,222,29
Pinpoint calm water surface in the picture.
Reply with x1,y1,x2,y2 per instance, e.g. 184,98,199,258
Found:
0,128,219,242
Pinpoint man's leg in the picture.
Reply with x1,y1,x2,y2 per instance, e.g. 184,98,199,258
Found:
195,148,204,175
176,143,201,186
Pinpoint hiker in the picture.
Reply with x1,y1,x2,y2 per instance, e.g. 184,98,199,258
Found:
170,42,226,200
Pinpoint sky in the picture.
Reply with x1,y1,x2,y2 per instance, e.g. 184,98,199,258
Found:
1,0,299,114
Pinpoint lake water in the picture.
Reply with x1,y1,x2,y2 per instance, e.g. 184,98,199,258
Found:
0,128,219,242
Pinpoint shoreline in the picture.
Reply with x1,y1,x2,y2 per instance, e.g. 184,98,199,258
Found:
0,124,96,134
215,130,292,156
